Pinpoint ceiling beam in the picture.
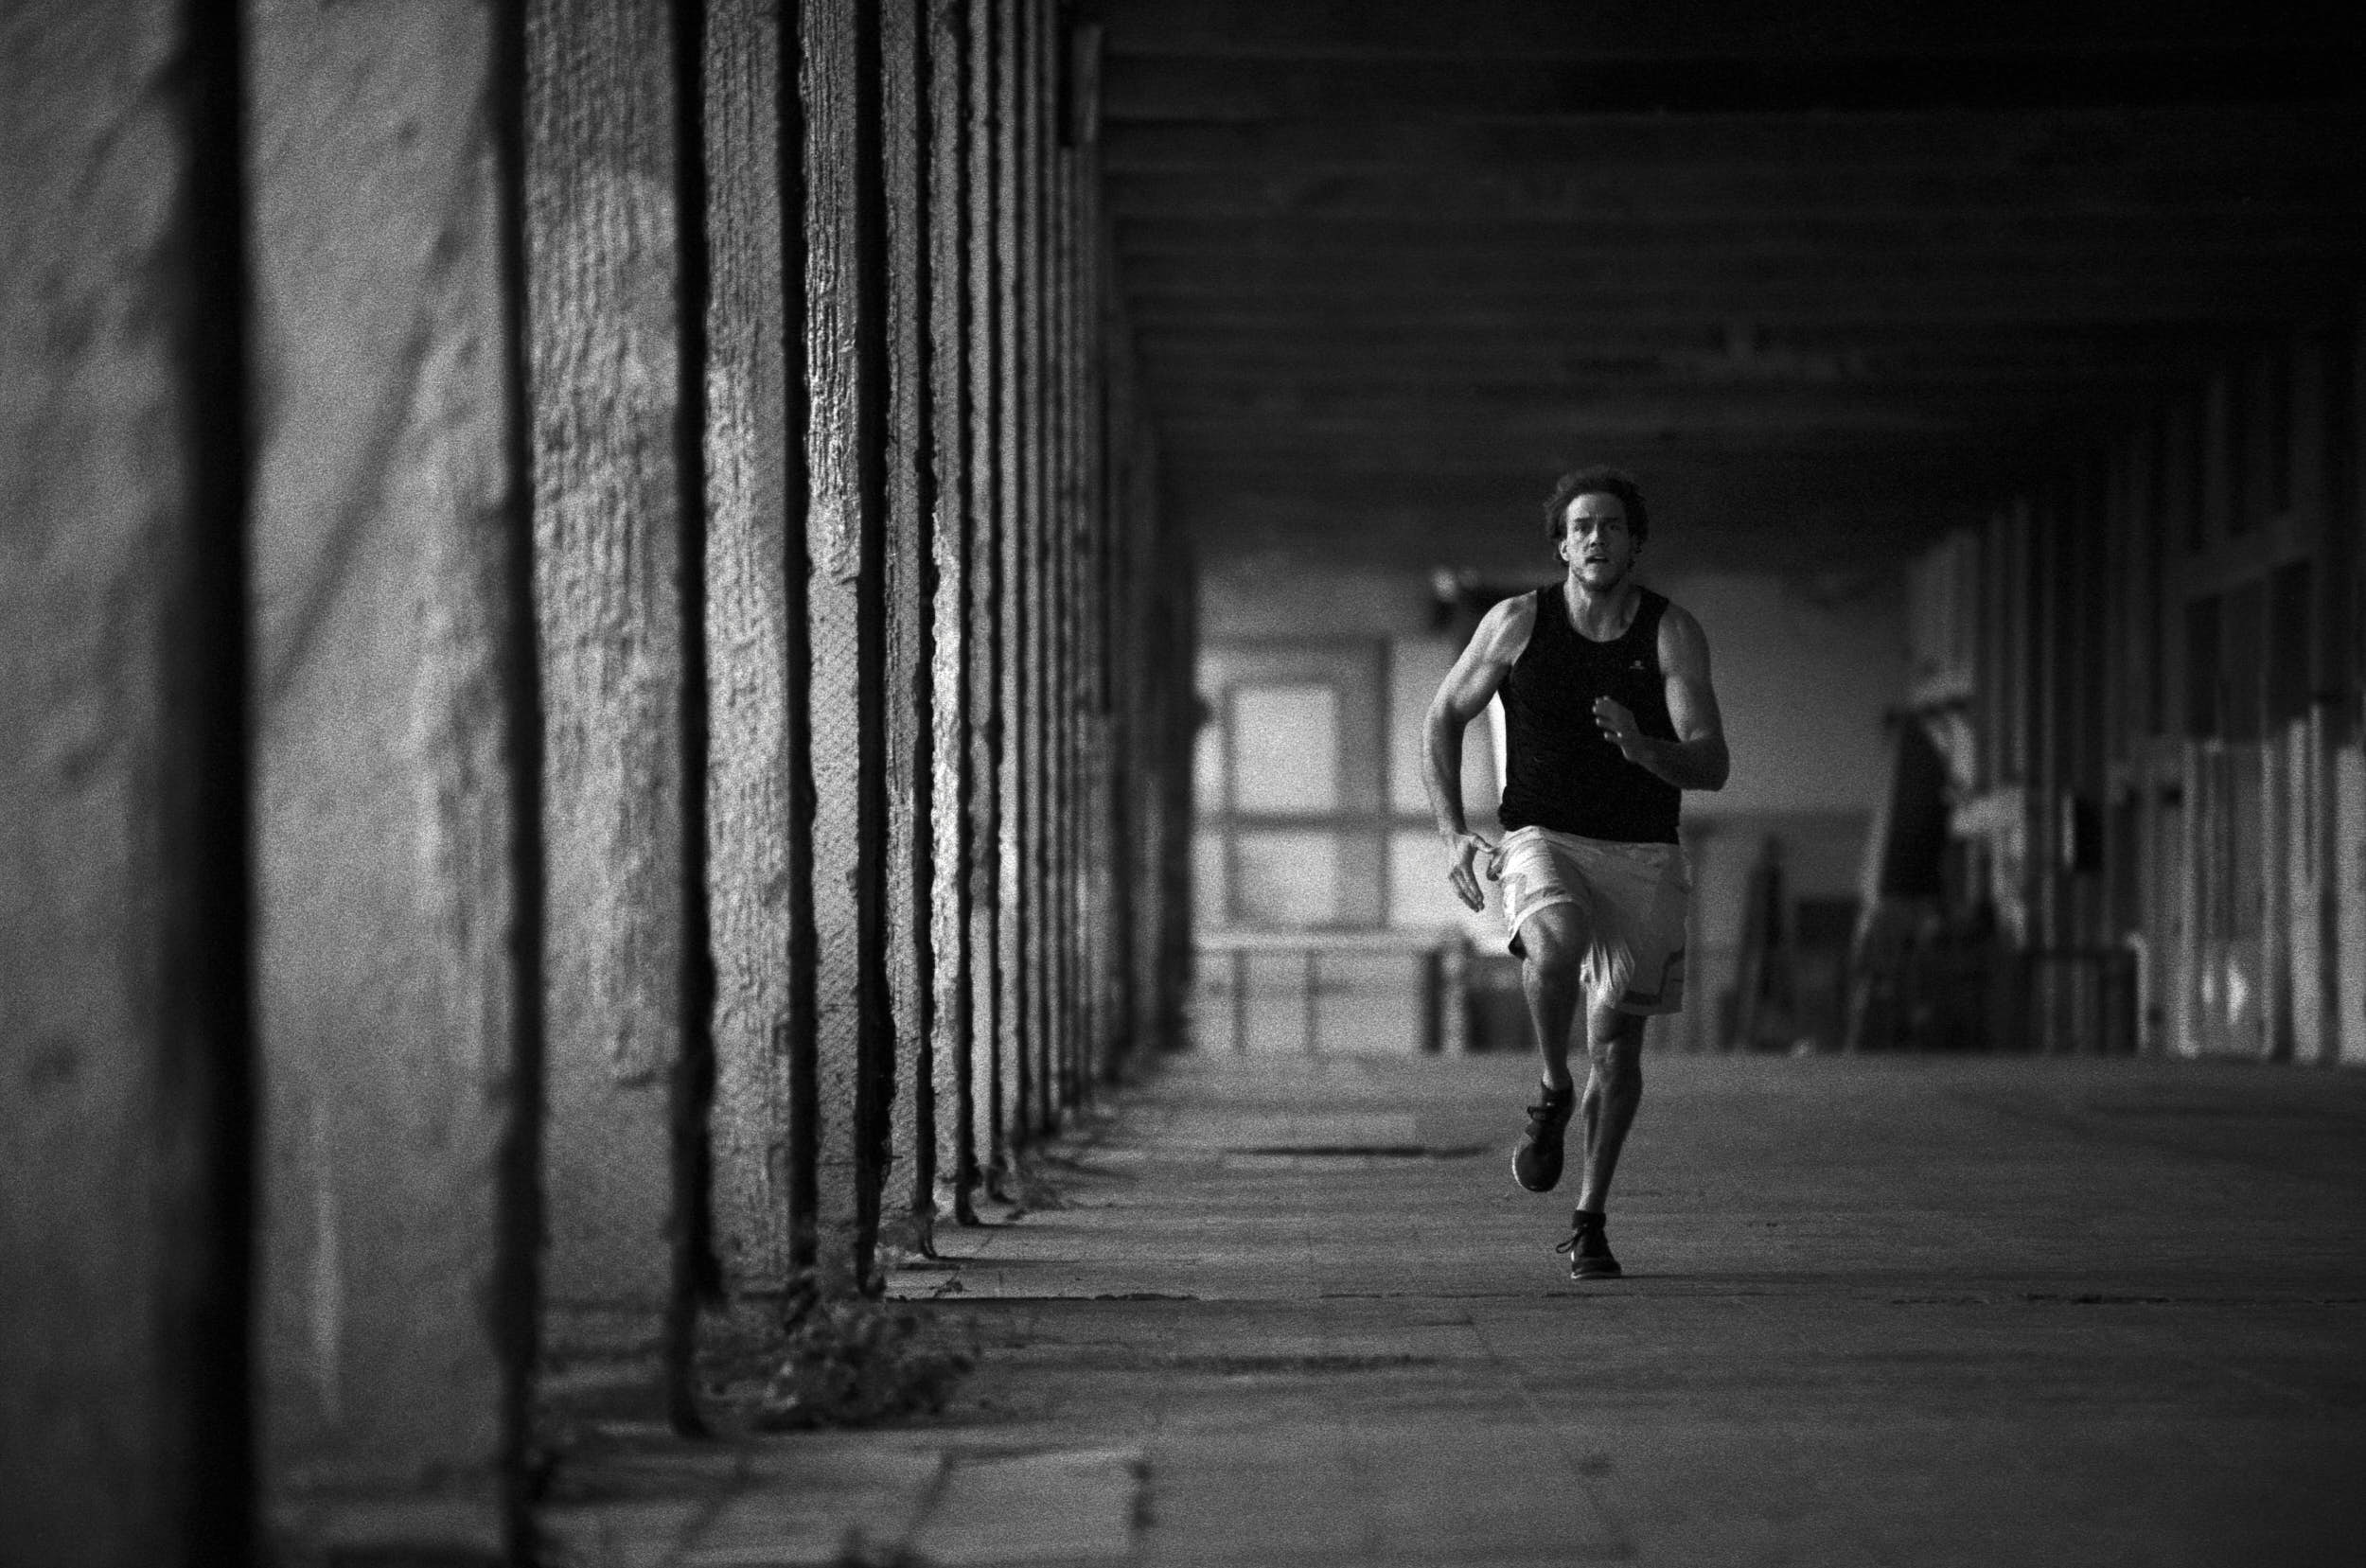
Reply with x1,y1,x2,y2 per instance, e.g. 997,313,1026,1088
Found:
1112,214,2366,259
1141,376,2188,414
1101,108,2366,175
1104,48,2366,121
1116,277,2351,323
1126,318,2247,353
1129,339,2227,378
1167,478,2004,575
1099,2,2349,62
1092,5,2366,570
1155,429,2083,467
1105,165,2363,222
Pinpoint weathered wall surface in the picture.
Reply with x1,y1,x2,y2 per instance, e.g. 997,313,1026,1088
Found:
991,0,1031,1168
1906,310,2366,1063
926,0,979,1227
1015,0,1051,1139
962,0,1005,1216
881,0,938,1247
702,0,799,1299
799,0,889,1287
246,0,536,1530
0,6,253,1562
3,0,1189,1544
525,0,692,1378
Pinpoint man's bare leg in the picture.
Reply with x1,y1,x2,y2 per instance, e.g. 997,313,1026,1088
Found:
1511,905,1589,1191
1517,904,1587,1093
1575,1006,1646,1212
1559,1006,1644,1278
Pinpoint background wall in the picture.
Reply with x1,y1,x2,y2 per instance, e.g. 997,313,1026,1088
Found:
1194,551,1908,1054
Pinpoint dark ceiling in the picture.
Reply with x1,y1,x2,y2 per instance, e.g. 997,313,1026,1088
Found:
1096,2,2366,578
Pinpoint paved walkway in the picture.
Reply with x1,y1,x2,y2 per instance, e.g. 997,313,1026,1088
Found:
546,1049,2366,1566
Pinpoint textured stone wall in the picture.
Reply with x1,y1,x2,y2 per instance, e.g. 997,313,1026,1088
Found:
881,0,937,1249
701,0,800,1300
1016,0,1051,1141
991,0,1029,1171
524,0,694,1401
0,6,254,1562
2,0,1190,1542
246,0,538,1536
927,0,980,1230
962,0,1005,1219
798,0,889,1289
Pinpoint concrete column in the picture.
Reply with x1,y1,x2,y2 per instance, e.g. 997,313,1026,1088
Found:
2294,326,2347,1066
881,0,937,1251
1070,68,1101,1106
962,0,1003,1205
992,0,1028,1166
247,0,543,1544
525,0,697,1405
2343,307,2366,1068
1018,0,1053,1140
701,0,799,1299
1098,232,1147,1076
1122,418,1179,1057
927,0,978,1229
1079,48,1126,1084
1047,133,1073,1107
2071,461,2110,955
798,0,890,1288
1,7,255,1562
1054,101,1088,1106
2322,315,2358,727
1157,520,1201,1050
1044,0,1074,1119
1117,414,1157,1053
2029,487,2066,976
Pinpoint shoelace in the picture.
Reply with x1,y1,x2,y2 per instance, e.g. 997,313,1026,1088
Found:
1554,1223,1607,1257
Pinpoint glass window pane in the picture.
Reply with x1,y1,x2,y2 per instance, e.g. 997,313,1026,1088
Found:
1233,685,1337,813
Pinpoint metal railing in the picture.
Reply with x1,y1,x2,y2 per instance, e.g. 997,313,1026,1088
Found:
1192,929,1464,1056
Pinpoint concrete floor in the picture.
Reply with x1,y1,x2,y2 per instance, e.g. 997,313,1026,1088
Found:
545,1048,2366,1566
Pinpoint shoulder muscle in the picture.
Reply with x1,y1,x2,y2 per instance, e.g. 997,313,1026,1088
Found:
1656,599,1711,680
1474,591,1537,665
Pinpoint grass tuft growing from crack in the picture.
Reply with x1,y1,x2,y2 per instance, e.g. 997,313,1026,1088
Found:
742,1293,976,1431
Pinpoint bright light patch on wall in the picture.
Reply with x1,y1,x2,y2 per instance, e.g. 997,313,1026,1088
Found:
1232,684,1338,813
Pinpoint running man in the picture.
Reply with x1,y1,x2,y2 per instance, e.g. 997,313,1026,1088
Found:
1421,467,1729,1278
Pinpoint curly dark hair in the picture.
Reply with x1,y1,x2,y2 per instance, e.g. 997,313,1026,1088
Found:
1542,467,1650,546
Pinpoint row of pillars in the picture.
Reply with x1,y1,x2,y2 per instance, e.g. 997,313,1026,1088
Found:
1,1,1193,1562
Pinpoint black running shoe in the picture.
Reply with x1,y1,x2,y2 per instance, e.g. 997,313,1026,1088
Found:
1511,1080,1577,1192
1555,1213,1622,1280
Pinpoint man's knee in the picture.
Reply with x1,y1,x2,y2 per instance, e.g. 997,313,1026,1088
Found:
1520,903,1586,970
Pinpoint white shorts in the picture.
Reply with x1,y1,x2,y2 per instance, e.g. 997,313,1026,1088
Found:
1496,827,1691,1016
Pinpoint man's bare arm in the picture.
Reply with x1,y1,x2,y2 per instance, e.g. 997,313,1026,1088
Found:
1424,595,1533,908
1592,601,1729,791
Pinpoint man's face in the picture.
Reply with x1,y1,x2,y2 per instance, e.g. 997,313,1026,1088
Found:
1558,492,1637,588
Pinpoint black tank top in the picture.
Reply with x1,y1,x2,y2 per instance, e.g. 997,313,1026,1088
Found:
1498,584,1681,844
